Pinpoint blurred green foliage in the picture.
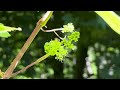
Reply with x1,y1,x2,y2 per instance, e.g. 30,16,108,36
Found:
0,11,120,79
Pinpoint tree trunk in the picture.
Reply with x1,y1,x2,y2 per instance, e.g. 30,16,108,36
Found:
74,43,87,79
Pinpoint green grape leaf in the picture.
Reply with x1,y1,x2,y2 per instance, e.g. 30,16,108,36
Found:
0,32,10,38
95,11,120,35
0,23,22,38
0,69,4,78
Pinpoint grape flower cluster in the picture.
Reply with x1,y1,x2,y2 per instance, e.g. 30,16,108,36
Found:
44,23,80,61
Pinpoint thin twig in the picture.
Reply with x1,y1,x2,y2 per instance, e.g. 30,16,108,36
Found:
10,54,50,78
41,28,63,40
42,28,63,32
54,31,63,40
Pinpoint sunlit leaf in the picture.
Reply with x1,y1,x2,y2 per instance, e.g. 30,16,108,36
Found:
0,23,22,38
0,32,10,38
95,11,120,34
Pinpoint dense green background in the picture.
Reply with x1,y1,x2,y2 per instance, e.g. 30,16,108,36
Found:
0,11,120,79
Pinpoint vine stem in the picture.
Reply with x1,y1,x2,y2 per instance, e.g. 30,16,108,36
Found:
10,54,50,78
2,11,53,79
41,28,63,40
41,28,63,32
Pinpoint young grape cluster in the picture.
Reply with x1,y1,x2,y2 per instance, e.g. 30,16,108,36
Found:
44,23,80,61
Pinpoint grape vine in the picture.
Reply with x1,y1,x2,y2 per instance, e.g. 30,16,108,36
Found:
44,23,80,61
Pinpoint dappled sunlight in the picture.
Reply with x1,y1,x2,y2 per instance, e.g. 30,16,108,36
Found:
0,11,120,79
87,42,120,79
